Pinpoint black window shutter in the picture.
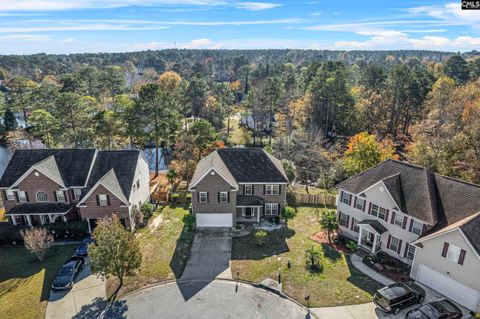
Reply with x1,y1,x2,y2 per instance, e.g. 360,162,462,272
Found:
252,185,255,194
350,218,355,230
404,243,409,258
278,185,281,195
402,216,408,229
387,235,392,249
263,185,266,195
107,195,111,206
441,242,449,257
14,191,19,202
64,191,67,202
348,194,352,205
368,202,372,214
206,192,209,203
53,191,58,202
227,192,230,202
25,192,29,202
353,197,357,208
218,192,220,202
390,211,396,224
397,239,403,254
362,200,366,211
346,215,350,228
243,185,245,195
409,219,414,232
384,209,389,222
96,195,100,206
458,249,466,265
197,192,199,202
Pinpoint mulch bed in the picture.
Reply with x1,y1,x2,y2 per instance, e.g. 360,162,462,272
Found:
363,253,411,282
310,231,350,254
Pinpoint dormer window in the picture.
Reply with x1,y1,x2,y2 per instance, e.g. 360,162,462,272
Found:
36,192,48,202
73,188,82,200
98,194,109,206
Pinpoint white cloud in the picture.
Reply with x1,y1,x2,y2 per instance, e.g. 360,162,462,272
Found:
0,24,171,33
0,34,53,41
184,38,214,48
407,3,480,25
235,2,281,11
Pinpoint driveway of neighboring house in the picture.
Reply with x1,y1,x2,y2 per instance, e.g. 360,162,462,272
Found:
181,228,232,280
45,262,106,319
116,280,309,319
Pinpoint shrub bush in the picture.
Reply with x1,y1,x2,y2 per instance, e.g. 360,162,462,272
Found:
254,229,268,246
171,193,180,203
305,245,323,272
346,240,358,253
183,214,196,231
45,221,89,238
140,202,154,220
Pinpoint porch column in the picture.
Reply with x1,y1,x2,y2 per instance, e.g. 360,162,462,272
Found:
26,215,32,227
372,234,378,254
62,215,67,222
39,215,45,225
257,207,260,222
49,214,53,223
357,227,363,246
11,216,17,226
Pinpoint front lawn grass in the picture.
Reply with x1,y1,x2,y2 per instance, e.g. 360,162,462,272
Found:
107,205,194,297
231,206,382,307
0,244,78,319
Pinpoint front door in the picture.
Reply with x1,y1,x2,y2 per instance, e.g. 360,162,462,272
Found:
245,207,253,219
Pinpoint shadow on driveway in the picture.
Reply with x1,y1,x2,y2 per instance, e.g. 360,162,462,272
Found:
73,297,128,319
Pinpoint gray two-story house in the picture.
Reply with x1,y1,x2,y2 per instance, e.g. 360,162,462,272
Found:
188,148,288,228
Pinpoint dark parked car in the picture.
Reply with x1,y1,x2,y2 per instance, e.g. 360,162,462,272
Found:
51,257,85,290
75,237,95,257
374,281,425,315
405,299,462,319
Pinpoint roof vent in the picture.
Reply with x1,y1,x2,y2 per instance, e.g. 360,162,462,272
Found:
379,186,385,192
210,171,215,176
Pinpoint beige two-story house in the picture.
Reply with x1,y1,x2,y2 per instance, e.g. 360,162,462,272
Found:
336,159,480,312
188,147,288,228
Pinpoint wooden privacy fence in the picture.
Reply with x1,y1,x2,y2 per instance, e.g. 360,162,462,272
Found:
288,192,337,207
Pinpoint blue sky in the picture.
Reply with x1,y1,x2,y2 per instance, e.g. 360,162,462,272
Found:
0,0,479,54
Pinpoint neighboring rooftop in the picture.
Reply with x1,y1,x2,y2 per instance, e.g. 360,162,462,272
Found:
337,159,480,229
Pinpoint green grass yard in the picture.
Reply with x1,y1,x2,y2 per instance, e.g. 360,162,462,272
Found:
0,244,78,319
231,206,381,307
107,205,194,297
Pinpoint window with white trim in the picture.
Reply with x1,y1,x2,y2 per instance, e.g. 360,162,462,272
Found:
339,212,348,226
378,207,387,220
73,188,82,200
98,194,108,206
341,192,350,204
389,236,400,253
411,220,423,235
406,245,416,260
352,218,359,232
265,185,279,195
36,192,48,202
371,204,379,216
355,198,365,210
219,192,228,203
5,190,15,201
446,244,462,263
199,192,208,203
265,203,279,215
394,212,403,227
18,191,27,203
56,191,66,202
244,185,253,195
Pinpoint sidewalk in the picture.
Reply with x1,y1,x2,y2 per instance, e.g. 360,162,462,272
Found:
350,253,394,286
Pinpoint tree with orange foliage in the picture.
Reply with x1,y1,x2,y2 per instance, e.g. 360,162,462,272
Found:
343,132,398,176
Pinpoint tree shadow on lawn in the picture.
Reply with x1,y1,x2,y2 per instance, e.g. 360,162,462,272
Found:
231,228,295,260
168,225,195,279
72,297,128,319
345,255,383,296
320,243,342,262
0,244,77,302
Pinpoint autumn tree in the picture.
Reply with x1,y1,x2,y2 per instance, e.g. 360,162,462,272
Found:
443,55,470,84
89,216,141,296
188,119,218,161
21,227,54,261
29,109,57,148
343,132,397,176
319,211,339,244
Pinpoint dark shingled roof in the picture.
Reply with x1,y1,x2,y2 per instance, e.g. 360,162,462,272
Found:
216,148,288,183
358,219,388,234
337,159,480,248
237,195,264,206
6,203,72,215
85,150,140,199
0,149,96,188
460,215,480,255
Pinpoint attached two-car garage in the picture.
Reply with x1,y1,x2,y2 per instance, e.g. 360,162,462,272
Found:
417,264,480,311
196,213,233,228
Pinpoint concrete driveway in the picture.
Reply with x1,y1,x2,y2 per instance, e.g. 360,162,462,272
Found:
118,280,310,319
181,228,232,280
45,262,106,319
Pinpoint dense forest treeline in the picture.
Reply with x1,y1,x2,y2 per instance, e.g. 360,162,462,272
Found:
1,49,480,187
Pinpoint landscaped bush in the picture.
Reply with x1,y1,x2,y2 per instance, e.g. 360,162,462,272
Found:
45,221,89,238
254,229,268,246
305,245,323,272
183,213,196,231
170,193,180,204
185,193,192,202
346,240,358,253
140,202,155,220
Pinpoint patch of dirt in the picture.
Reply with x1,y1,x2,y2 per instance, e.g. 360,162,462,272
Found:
149,214,164,232
309,231,350,254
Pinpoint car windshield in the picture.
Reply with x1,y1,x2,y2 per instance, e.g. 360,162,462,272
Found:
59,266,74,276
380,286,406,299
419,304,441,319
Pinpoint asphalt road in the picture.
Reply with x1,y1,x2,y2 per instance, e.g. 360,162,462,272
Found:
116,280,310,319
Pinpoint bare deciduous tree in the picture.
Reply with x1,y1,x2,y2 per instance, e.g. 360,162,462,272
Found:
21,227,54,261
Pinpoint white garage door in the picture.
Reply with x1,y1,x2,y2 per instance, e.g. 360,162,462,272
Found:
417,264,480,311
196,213,233,228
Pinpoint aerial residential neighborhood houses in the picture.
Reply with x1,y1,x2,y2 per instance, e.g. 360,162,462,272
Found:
336,159,480,313
0,149,150,231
